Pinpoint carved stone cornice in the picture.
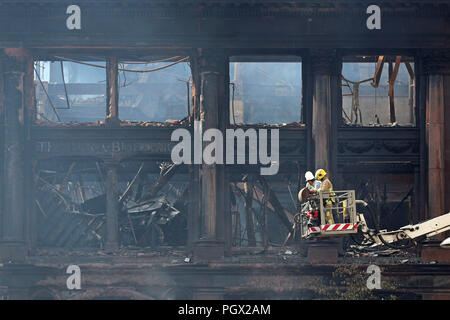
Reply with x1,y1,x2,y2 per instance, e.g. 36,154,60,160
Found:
337,140,419,155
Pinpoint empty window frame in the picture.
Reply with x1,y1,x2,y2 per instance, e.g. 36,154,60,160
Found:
341,56,415,127
229,57,303,125
34,59,107,123
117,57,191,123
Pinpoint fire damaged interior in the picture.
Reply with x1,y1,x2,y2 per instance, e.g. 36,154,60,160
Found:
0,0,450,300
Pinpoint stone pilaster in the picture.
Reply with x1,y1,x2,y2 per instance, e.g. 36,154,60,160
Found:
0,49,30,262
421,50,450,221
104,160,120,251
307,49,342,262
192,49,230,261
419,49,450,262
310,49,340,176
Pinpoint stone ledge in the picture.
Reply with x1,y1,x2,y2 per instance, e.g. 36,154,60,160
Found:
193,239,225,262
307,246,338,264
0,242,27,263
421,246,450,264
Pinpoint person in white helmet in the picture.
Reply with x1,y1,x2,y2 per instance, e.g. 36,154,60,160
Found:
300,171,320,227
304,171,318,194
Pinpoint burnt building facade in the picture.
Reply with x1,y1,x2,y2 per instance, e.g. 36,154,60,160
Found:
0,0,449,300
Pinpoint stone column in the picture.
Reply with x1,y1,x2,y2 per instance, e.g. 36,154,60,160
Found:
422,50,450,221
106,56,119,126
310,50,340,176
420,49,450,262
307,49,342,263
192,49,230,260
0,49,29,262
104,161,120,250
104,56,120,250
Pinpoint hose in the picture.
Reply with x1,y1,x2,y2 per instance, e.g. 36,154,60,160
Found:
364,203,415,250
351,233,375,247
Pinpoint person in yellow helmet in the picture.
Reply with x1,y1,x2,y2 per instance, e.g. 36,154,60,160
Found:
315,169,335,225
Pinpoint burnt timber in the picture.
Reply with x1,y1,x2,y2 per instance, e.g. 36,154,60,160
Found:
0,0,450,300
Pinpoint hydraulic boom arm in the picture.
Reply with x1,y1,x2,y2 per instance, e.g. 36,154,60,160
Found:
356,200,450,247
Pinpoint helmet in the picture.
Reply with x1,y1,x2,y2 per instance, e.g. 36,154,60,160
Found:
315,169,327,180
305,171,315,181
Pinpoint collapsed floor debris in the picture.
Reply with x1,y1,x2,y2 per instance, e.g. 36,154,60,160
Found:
35,162,188,249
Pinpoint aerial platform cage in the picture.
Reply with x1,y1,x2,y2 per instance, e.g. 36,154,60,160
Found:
301,190,359,239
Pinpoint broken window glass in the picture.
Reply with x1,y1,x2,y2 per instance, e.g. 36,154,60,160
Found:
34,60,107,124
229,58,302,125
342,56,415,127
117,59,191,124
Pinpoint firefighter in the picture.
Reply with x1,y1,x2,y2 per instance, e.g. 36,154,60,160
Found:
302,171,320,227
315,169,335,225
304,171,318,194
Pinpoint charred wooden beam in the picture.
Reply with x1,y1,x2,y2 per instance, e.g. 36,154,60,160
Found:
119,162,145,204
371,56,385,88
257,175,293,232
61,162,76,189
244,177,256,247
388,62,396,123
404,61,415,79
149,163,180,197
388,56,402,98
262,183,269,250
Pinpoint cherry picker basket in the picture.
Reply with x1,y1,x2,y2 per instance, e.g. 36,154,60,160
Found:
300,190,359,239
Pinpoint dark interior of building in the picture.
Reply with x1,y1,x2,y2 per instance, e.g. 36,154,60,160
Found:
0,0,449,300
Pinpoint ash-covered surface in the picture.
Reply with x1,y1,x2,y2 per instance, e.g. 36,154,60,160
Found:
25,245,428,267
342,123,416,128
34,119,189,127
221,246,424,265
230,122,305,128
339,245,423,265
27,246,190,266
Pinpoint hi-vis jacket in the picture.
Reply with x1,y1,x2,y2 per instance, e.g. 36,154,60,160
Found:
306,180,321,192
319,178,335,204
